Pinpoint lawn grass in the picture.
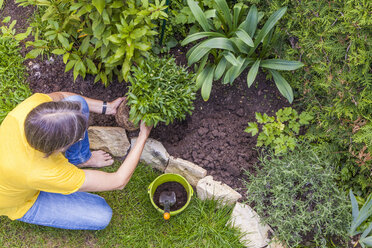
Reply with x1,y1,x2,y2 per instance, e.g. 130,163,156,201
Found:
0,162,245,248
0,33,32,124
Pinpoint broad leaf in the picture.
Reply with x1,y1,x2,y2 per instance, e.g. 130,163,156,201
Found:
252,7,287,53
187,44,211,65
92,0,105,15
247,59,260,87
51,49,65,55
215,0,232,30
201,65,215,101
233,3,243,30
187,0,210,31
214,57,227,80
261,59,304,71
240,5,258,37
181,32,225,46
200,37,235,52
236,28,254,47
196,64,213,90
245,122,259,136
223,52,238,66
268,69,293,103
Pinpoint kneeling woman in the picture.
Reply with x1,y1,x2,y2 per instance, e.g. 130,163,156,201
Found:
0,92,151,230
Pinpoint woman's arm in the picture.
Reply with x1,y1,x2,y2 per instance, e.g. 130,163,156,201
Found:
47,91,124,115
78,122,152,192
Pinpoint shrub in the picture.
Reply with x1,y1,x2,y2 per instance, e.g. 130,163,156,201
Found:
17,0,167,85
246,143,351,247
0,17,32,123
181,0,304,102
245,107,313,154
241,0,371,196
126,54,195,127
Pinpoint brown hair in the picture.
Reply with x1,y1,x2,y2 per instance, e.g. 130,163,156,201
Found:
24,101,88,157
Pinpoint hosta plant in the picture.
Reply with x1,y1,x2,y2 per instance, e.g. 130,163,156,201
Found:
181,0,304,102
17,0,167,85
126,55,195,127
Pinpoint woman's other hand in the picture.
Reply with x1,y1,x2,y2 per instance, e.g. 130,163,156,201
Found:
106,97,126,115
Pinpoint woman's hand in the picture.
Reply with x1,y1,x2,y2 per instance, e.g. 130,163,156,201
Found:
139,121,152,139
106,97,126,115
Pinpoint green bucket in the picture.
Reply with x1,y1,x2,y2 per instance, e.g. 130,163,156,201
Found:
148,173,194,217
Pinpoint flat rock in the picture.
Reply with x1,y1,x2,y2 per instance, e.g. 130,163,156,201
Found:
228,202,271,248
131,138,169,172
165,156,207,187
88,126,130,157
196,176,241,206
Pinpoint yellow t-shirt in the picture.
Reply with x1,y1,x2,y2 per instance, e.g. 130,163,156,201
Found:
0,93,86,220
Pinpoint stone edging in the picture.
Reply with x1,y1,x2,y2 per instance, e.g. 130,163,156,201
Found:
88,127,285,248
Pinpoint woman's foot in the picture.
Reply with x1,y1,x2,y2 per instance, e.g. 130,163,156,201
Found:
78,150,114,168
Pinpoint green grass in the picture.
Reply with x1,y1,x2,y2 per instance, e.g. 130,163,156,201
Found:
0,34,32,124
0,163,244,248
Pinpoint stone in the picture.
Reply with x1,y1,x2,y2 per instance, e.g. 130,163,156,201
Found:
267,237,287,248
228,202,272,248
165,156,207,187
88,126,130,157
131,138,169,172
196,176,242,206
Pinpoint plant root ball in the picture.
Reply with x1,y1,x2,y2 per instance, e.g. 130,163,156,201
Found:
115,98,139,131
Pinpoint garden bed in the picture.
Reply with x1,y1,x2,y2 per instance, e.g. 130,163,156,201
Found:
1,0,288,199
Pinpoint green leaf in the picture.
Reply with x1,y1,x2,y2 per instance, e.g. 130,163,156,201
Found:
51,49,65,55
245,122,259,136
201,65,215,101
268,69,293,103
233,3,243,30
261,59,304,71
187,44,211,65
63,53,70,64
200,37,235,52
57,33,70,49
196,64,213,90
215,0,232,30
79,36,90,54
0,0,4,10
247,59,260,87
223,52,238,66
187,0,210,31
214,57,227,80
244,5,258,37
25,49,42,59
86,58,98,73
236,28,254,47
181,32,225,46
14,27,32,41
92,0,105,15
65,60,76,72
253,7,286,49
2,16,11,23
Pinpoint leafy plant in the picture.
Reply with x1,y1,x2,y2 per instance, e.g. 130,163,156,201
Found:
246,143,351,247
126,54,195,127
349,190,372,248
245,107,313,154
181,0,304,102
242,0,371,196
17,0,167,85
0,17,32,123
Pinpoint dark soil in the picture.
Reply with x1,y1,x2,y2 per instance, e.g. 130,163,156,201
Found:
153,182,188,212
2,0,290,200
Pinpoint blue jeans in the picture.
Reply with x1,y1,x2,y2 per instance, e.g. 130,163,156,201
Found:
18,95,112,230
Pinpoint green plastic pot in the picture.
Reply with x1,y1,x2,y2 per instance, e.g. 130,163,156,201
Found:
148,173,194,217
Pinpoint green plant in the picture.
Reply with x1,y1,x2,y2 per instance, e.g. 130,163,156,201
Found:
349,190,372,248
242,0,371,196
181,0,304,102
0,17,32,124
126,54,195,127
246,143,351,247
17,0,167,85
245,107,313,154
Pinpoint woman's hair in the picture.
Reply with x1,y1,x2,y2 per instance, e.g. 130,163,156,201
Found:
24,101,88,157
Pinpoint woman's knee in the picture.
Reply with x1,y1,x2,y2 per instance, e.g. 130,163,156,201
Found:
90,198,113,230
